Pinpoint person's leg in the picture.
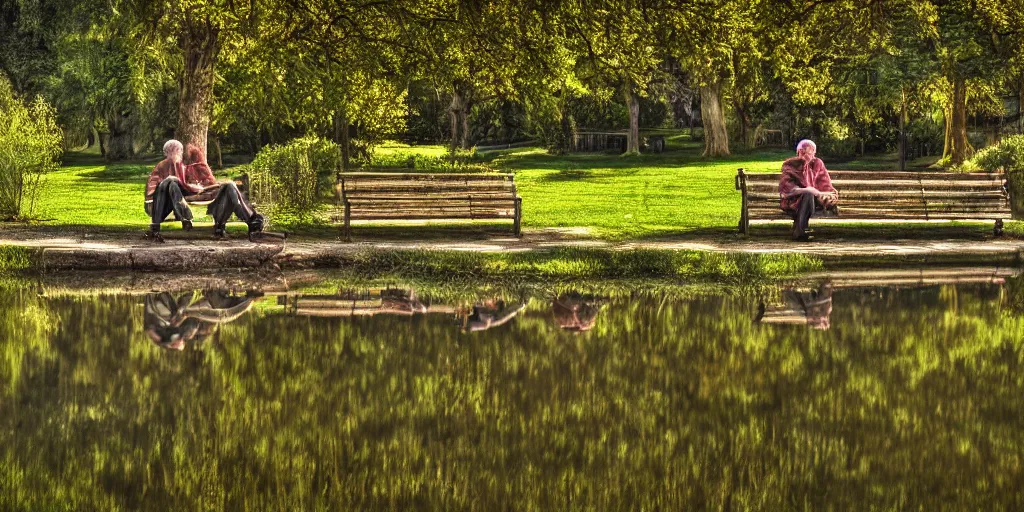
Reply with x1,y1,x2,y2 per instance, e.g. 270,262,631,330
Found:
207,182,263,237
149,177,194,233
791,190,816,240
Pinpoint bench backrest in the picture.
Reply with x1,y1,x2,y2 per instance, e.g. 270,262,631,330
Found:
337,172,519,220
738,169,1009,220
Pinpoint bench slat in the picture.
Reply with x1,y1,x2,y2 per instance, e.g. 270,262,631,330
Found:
742,171,1004,181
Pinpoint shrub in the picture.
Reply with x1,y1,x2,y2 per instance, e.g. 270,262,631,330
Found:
968,135,1024,172
0,75,63,220
965,135,1024,214
245,136,340,222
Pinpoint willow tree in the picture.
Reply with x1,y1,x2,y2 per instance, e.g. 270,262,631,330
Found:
108,0,290,158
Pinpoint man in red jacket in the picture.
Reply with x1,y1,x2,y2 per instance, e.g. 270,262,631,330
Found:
778,139,839,241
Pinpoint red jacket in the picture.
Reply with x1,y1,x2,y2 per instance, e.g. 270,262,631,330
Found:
778,157,837,211
145,159,216,199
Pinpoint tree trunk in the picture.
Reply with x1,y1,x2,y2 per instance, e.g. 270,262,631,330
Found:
898,92,907,171
625,88,640,153
212,136,223,169
177,18,219,158
700,82,730,157
460,104,471,149
950,77,971,166
340,113,351,171
449,88,463,161
733,100,752,149
106,111,134,161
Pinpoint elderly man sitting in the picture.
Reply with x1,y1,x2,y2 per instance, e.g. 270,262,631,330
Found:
145,139,265,241
778,139,839,241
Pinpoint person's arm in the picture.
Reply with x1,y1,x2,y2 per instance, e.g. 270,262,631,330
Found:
145,163,166,199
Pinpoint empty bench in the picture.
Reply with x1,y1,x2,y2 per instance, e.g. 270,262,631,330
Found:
735,169,1010,235
336,172,522,238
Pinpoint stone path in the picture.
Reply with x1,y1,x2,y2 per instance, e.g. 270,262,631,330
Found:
3,224,1023,271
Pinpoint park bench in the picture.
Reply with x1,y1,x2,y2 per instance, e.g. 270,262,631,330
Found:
735,169,1011,236
335,172,522,239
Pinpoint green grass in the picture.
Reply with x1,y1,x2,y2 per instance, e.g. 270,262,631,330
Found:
18,134,1011,241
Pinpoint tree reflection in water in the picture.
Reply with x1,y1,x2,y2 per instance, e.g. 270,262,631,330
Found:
1,277,1023,509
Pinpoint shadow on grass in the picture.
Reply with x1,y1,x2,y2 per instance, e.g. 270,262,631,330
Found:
82,163,154,182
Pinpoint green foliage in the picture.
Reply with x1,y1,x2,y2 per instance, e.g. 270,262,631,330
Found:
967,135,1024,172
245,136,340,222
0,246,36,274
964,135,1024,213
0,75,63,219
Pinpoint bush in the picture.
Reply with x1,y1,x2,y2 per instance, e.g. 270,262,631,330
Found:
968,135,1024,172
965,135,1024,214
0,75,63,220
245,136,340,222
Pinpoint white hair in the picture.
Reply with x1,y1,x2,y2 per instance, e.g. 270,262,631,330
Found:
163,139,183,156
796,139,816,152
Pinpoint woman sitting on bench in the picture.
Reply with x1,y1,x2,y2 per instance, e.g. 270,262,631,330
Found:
778,139,839,242
145,139,264,240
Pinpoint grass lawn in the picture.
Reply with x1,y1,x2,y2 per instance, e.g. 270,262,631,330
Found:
20,135,1013,240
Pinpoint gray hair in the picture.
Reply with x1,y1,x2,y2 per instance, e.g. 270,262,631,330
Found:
163,139,183,157
796,139,816,152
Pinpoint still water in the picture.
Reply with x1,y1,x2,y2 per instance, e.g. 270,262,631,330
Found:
2,270,1023,510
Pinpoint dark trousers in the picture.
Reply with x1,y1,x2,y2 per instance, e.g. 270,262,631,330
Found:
148,177,194,228
205,182,255,228
786,190,824,238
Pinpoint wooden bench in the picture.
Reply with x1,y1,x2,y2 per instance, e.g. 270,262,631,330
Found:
735,169,1011,236
336,172,522,238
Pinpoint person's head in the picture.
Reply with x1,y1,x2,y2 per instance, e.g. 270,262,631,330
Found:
186,143,207,166
163,139,184,164
796,139,817,162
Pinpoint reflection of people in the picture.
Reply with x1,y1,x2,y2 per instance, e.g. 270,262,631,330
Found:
144,291,255,350
778,139,839,241
461,299,526,332
782,281,833,330
552,293,601,332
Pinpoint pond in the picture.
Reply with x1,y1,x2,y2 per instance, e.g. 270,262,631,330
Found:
2,268,1023,510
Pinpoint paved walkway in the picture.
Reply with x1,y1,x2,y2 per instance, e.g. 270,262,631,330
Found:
3,225,1023,270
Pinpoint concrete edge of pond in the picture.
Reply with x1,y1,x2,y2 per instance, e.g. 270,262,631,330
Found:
4,238,1024,274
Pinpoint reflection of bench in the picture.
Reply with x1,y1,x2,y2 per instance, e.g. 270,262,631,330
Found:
735,169,1010,235
336,172,522,239
277,289,427,317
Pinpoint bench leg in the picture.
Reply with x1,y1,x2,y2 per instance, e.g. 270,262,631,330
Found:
513,197,522,237
995,219,1004,237
344,203,352,242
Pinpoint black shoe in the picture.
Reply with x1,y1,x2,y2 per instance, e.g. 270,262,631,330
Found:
792,234,815,242
181,219,193,231
145,228,164,243
247,213,265,235
213,227,228,240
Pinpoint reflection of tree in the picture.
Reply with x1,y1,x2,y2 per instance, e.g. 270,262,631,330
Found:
1,280,1023,509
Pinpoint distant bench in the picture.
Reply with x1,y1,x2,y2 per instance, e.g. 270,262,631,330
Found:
335,172,522,239
735,169,1011,236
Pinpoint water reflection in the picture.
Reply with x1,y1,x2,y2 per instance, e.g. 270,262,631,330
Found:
756,281,833,330
144,291,256,349
2,269,1023,509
